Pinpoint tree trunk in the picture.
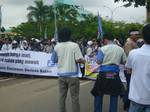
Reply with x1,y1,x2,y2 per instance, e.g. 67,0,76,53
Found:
146,0,150,23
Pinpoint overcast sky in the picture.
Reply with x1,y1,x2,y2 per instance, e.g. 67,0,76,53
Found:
0,0,146,29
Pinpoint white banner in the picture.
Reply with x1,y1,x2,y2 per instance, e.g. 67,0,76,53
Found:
0,50,82,77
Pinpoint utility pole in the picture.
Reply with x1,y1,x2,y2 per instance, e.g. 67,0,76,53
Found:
0,5,2,38
0,5,2,31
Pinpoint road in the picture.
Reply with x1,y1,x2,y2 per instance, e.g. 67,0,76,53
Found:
0,75,125,112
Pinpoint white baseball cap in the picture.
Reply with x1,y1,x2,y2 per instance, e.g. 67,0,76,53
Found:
87,41,93,46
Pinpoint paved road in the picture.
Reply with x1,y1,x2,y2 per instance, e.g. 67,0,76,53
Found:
0,75,125,112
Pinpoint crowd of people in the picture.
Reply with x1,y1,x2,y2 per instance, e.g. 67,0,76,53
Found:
0,37,56,53
51,24,149,112
0,24,149,112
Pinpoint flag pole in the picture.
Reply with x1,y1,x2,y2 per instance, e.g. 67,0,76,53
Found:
44,26,47,39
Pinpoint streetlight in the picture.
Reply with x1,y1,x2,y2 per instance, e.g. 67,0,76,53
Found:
103,5,124,22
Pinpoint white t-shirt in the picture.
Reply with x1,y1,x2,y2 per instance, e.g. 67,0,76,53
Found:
125,44,150,105
54,41,84,76
1,44,12,51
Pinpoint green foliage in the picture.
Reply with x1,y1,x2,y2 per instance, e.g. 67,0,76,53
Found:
27,0,49,22
11,21,55,39
10,0,144,41
114,0,146,7
0,27,5,32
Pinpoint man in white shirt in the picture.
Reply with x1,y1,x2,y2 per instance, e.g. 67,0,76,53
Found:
125,24,150,112
1,38,12,51
51,27,85,112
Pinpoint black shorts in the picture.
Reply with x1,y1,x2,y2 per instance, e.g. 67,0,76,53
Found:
91,72,125,96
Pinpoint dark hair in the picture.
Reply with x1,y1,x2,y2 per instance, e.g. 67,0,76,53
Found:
103,32,113,40
58,27,71,42
142,24,150,44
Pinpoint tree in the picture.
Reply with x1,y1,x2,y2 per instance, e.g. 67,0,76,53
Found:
11,0,144,41
54,4,81,27
0,27,5,32
27,0,49,36
115,0,150,23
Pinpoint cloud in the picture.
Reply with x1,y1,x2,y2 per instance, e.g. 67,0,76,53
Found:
0,0,34,6
76,0,146,23
2,5,28,28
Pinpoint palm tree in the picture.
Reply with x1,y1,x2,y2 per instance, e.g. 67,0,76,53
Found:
55,4,80,26
27,0,49,36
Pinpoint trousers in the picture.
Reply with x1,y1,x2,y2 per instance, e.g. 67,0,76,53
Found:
58,77,80,112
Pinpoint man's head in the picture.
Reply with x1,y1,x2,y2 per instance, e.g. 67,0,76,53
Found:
142,24,150,44
129,29,140,42
102,32,113,45
58,27,71,42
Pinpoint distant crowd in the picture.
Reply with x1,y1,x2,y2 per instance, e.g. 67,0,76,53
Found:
0,37,56,53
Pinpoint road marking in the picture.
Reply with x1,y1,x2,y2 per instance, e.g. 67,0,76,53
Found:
80,81,92,86
0,78,16,82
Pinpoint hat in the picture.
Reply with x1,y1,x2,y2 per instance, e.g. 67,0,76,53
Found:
137,38,144,42
87,41,93,46
130,31,140,35
12,40,17,44
51,38,55,42
23,40,27,43
35,39,40,43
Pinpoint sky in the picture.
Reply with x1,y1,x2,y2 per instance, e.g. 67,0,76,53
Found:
0,0,146,29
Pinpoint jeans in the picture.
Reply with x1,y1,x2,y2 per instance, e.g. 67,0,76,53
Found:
123,71,131,110
94,95,118,112
129,101,150,112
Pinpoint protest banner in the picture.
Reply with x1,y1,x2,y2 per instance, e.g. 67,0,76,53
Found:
0,50,82,77
84,55,99,80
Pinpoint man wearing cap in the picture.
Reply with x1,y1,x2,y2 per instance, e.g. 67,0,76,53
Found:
123,29,140,111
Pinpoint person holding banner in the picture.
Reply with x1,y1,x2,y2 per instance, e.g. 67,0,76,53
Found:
51,27,85,112
91,32,126,112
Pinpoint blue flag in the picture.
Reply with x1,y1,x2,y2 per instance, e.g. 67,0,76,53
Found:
97,13,103,39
